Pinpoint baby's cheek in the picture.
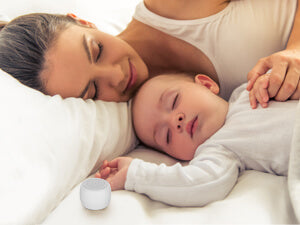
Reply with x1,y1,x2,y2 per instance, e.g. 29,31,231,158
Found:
172,143,195,161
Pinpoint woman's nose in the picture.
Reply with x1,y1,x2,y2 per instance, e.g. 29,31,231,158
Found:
96,64,124,87
173,113,185,132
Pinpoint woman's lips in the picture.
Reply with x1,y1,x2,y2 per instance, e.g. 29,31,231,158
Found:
124,59,137,93
186,116,198,138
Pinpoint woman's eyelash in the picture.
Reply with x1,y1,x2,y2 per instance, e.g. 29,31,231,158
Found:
172,94,179,109
166,129,170,144
93,82,98,100
96,43,103,62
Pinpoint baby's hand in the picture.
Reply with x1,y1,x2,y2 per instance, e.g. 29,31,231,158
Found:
95,157,133,191
247,49,300,102
248,73,271,109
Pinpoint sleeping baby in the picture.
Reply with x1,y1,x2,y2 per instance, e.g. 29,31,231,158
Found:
95,72,297,207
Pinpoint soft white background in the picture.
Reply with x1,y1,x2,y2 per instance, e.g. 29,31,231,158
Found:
0,0,141,35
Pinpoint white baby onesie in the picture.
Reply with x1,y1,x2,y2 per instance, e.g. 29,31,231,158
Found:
125,84,297,207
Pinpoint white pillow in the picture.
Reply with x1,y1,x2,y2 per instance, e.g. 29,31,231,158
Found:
0,14,10,21
0,69,137,224
0,1,141,223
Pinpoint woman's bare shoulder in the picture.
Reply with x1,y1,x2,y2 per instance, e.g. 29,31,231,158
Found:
143,0,230,20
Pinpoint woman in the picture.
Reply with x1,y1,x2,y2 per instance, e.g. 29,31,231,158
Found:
0,0,299,106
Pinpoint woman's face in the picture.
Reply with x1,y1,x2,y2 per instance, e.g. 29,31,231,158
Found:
41,24,149,102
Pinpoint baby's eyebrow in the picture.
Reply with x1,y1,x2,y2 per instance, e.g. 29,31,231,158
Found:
159,89,168,106
159,91,164,105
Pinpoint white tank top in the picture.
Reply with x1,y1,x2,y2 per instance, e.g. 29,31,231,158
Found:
133,0,297,100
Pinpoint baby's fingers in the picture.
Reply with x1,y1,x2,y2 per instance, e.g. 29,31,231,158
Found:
249,90,258,109
100,167,111,179
106,158,120,168
258,89,269,108
249,90,268,109
257,77,269,108
249,74,270,109
95,172,101,178
95,167,111,179
100,160,109,170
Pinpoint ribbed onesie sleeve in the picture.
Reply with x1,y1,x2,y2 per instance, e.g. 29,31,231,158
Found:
125,146,241,206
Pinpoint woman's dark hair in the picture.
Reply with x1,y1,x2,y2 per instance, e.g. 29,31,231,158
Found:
0,13,76,92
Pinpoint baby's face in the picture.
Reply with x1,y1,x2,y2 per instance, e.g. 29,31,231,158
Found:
132,74,228,160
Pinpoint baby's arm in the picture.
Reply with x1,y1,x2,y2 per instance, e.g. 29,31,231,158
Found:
97,147,241,207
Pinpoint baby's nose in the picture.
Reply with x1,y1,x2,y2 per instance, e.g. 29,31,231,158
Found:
175,113,185,132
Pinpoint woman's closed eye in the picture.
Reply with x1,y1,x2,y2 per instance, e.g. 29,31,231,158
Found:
92,40,103,62
96,42,103,62
166,128,171,145
93,81,98,100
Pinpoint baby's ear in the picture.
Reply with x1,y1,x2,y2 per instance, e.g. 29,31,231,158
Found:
67,13,97,29
194,74,219,94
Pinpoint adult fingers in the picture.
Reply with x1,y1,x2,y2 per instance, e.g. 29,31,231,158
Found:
275,66,300,101
290,81,300,99
247,58,270,91
268,61,288,98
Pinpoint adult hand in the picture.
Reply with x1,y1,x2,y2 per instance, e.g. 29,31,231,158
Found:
247,49,300,101
95,157,133,191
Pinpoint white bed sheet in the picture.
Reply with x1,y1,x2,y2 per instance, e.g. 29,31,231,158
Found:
44,148,297,224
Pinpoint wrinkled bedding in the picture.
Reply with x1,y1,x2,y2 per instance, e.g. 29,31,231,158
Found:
288,99,300,222
44,147,298,224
